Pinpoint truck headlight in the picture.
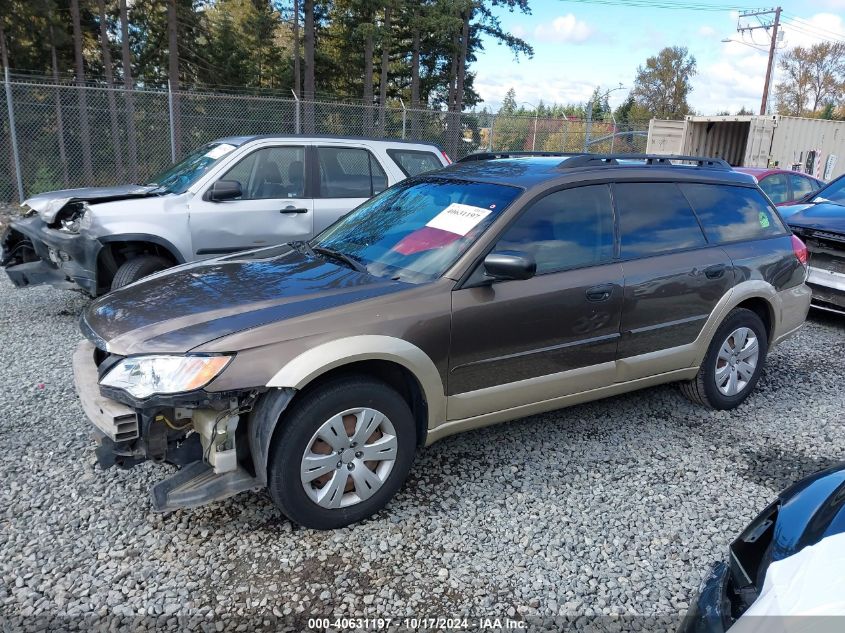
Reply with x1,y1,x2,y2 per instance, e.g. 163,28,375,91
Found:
99,355,232,398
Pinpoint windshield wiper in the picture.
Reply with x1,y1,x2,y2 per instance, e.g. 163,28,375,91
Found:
313,246,367,273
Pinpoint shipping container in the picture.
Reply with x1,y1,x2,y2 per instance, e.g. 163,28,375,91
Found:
646,115,845,180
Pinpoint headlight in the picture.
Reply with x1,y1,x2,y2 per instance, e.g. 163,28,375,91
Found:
99,355,232,398
59,202,91,233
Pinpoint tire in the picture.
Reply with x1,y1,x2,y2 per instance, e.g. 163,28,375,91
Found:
110,255,172,290
680,308,769,410
267,376,416,529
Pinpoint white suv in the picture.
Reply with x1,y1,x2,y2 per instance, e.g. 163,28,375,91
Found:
1,136,450,295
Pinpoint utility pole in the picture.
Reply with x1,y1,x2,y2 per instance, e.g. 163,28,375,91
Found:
737,7,781,115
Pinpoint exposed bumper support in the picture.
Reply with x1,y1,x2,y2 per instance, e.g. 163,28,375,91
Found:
806,265,845,313
150,461,259,513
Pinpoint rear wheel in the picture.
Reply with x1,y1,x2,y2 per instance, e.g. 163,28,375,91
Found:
680,308,768,410
267,376,416,529
110,255,171,290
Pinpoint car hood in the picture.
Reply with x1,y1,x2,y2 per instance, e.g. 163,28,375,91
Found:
23,184,160,223
786,202,845,235
81,245,409,355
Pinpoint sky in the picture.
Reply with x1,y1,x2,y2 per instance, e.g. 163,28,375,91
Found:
473,0,845,115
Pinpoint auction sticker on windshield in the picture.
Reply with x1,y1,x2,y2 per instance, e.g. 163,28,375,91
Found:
426,203,492,236
206,143,236,160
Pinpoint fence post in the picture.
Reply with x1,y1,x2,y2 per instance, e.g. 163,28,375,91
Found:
167,80,177,164
291,89,300,134
489,114,495,151
4,68,24,203
584,104,593,152
400,99,406,139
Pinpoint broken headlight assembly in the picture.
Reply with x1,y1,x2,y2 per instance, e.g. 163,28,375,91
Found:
58,202,92,233
99,355,232,398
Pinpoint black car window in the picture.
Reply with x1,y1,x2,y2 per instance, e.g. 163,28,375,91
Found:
680,183,787,243
759,174,788,204
221,146,305,200
614,182,706,258
789,174,817,199
387,149,443,177
317,147,388,198
495,185,615,274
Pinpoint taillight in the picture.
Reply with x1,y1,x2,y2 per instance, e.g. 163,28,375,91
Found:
791,234,808,266
441,150,452,165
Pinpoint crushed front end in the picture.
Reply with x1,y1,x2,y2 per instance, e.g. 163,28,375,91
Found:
791,226,845,315
2,205,100,295
72,339,271,512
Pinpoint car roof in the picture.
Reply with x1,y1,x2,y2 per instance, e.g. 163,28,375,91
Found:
432,155,757,189
735,167,816,179
212,134,445,151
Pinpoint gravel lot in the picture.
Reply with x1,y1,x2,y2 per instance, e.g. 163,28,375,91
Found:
1,276,843,631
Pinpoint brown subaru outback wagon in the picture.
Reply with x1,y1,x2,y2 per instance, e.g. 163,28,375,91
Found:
73,153,811,529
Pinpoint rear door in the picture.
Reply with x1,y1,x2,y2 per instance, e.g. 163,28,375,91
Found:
311,145,389,235
449,184,623,417
189,144,312,257
613,182,734,378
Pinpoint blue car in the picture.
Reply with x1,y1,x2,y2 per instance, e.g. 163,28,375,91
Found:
780,174,845,314
681,463,845,631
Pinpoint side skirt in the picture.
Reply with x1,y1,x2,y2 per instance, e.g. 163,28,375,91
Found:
425,367,697,446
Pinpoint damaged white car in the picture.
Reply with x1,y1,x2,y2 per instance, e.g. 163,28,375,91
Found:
1,135,449,295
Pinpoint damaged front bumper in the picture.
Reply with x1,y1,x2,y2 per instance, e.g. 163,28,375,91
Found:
792,227,845,315
1,216,100,295
72,340,284,512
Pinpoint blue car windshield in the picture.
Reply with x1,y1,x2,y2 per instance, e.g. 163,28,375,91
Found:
148,142,238,194
311,177,522,283
813,175,845,205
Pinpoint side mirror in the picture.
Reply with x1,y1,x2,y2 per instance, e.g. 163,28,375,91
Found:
483,252,536,282
209,180,242,202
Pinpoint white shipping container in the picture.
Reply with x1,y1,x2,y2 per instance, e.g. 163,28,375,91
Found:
646,115,845,180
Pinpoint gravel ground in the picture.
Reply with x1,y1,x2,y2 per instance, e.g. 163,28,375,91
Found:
1,276,844,632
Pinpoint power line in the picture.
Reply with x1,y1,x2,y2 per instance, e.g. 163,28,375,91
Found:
781,12,845,41
560,0,751,10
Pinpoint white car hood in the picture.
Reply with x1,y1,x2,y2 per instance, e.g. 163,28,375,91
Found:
731,531,845,632
23,185,160,223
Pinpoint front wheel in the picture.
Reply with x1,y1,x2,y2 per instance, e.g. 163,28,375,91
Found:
110,255,172,290
680,308,769,410
267,376,417,529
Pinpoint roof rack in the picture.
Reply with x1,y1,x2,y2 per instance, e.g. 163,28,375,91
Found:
458,151,584,163
559,153,732,170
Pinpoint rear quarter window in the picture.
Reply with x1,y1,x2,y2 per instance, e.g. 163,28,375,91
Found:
387,149,443,177
679,183,787,243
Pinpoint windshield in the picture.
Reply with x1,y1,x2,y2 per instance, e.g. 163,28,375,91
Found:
311,177,521,283
811,174,845,205
148,142,238,194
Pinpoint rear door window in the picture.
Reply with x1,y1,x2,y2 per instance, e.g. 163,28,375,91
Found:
317,147,388,198
495,185,615,274
387,149,443,177
758,174,789,204
788,173,817,200
613,182,707,259
680,183,787,243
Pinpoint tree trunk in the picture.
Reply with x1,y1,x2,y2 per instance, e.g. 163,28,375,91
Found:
293,0,300,98
445,23,461,158
167,0,181,157
410,15,420,136
0,21,18,201
97,0,124,180
0,19,8,67
45,1,70,188
119,0,138,182
377,4,391,135
303,0,315,133
71,0,94,182
363,20,374,136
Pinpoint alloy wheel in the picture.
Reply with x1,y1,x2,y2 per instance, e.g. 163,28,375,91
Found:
300,407,398,509
714,326,759,396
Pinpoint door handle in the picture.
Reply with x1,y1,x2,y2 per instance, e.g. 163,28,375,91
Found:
280,206,308,214
704,264,727,279
585,284,614,302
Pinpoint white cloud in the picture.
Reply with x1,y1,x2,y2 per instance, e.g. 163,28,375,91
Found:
473,71,598,111
778,13,845,49
698,25,717,38
534,14,593,44
510,24,527,39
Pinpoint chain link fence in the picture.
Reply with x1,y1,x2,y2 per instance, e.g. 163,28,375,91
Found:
0,73,649,203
